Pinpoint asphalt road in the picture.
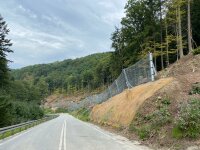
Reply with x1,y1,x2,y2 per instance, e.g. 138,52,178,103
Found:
0,114,151,150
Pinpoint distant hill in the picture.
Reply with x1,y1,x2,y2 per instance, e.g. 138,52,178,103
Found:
11,52,112,94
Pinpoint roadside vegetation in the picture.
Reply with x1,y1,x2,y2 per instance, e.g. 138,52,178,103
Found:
129,97,172,140
70,108,91,122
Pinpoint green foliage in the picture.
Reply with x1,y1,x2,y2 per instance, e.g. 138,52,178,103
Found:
193,47,200,55
111,0,200,71
191,0,200,47
129,97,172,140
12,53,112,94
189,82,200,95
55,108,68,113
0,14,13,86
71,108,90,122
0,89,44,127
175,99,200,138
138,125,151,140
172,127,183,139
0,15,44,127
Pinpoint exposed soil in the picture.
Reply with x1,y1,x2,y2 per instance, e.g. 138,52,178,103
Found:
44,93,89,109
90,54,200,150
90,78,173,127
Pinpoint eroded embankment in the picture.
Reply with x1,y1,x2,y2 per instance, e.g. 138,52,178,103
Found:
90,77,173,127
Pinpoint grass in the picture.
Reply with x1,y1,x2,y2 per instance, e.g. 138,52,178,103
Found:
70,108,91,122
173,98,200,139
129,97,172,140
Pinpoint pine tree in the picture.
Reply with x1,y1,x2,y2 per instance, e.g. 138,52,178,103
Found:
0,14,13,88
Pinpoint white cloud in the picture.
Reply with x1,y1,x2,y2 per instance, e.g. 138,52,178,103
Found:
1,0,126,68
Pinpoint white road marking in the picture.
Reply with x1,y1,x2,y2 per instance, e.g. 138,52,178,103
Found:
59,122,64,150
64,120,67,150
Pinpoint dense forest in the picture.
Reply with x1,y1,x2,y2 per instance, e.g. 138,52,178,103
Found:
1,0,200,127
12,52,112,95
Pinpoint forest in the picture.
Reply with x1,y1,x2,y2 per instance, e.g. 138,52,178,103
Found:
0,0,200,127
110,0,200,78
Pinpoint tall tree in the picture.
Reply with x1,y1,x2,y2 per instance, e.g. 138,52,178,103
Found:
0,14,13,87
176,0,184,58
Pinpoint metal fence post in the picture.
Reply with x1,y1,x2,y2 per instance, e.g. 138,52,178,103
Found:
149,52,155,81
115,80,120,93
123,69,132,89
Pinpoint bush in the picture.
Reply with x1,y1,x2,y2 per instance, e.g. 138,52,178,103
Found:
193,47,200,55
129,97,172,140
189,82,200,95
138,125,151,140
55,108,68,113
175,99,200,138
71,108,90,122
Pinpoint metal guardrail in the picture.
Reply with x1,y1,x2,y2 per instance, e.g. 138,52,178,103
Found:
0,114,59,139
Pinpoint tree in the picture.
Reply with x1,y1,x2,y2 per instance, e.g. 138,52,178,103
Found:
0,14,13,87
187,0,192,52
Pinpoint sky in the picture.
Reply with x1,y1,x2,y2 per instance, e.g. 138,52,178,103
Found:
0,0,126,69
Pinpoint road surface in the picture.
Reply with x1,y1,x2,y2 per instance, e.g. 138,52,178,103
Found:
0,114,151,150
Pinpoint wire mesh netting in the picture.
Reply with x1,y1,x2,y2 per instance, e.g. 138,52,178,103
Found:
67,54,155,111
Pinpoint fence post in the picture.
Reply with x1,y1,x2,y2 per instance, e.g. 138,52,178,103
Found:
115,80,120,93
149,52,155,81
108,86,112,97
123,69,132,89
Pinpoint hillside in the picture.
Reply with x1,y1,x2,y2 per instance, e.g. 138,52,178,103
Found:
11,52,112,96
88,54,200,150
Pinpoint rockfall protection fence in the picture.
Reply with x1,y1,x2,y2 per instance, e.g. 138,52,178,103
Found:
66,53,157,111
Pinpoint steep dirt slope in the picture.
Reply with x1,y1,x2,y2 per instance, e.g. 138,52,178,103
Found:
90,77,173,127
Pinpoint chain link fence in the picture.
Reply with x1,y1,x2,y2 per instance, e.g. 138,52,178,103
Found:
67,53,156,111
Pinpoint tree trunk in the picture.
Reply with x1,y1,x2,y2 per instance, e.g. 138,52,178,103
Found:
178,4,184,58
160,0,164,69
188,0,193,53
165,18,169,66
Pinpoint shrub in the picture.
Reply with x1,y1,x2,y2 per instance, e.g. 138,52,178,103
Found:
138,125,151,140
129,97,172,140
175,99,200,138
189,82,200,95
193,47,200,55
71,108,90,122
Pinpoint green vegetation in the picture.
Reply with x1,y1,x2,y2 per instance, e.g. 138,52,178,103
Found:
129,98,172,140
12,52,112,95
54,108,69,113
0,15,44,127
189,82,200,95
193,47,200,55
110,0,200,74
70,108,90,122
174,99,200,138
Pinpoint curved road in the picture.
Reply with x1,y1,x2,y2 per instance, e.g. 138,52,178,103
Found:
0,114,151,150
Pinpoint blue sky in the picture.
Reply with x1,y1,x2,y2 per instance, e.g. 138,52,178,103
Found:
0,0,126,68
